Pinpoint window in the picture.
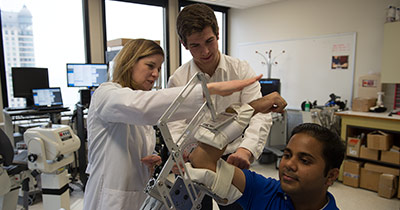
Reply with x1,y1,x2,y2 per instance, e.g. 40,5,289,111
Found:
0,0,85,109
179,1,228,65
104,0,168,88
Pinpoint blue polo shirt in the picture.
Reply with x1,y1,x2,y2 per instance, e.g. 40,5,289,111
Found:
237,169,339,210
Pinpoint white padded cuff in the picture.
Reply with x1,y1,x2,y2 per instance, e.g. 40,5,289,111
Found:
184,159,242,205
211,159,235,198
194,120,243,150
194,103,254,149
185,162,215,187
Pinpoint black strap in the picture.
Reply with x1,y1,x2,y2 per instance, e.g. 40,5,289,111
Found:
42,184,69,195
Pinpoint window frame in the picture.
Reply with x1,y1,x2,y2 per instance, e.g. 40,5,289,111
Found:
101,0,170,86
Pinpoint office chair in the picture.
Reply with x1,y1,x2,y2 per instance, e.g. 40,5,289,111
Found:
0,128,32,210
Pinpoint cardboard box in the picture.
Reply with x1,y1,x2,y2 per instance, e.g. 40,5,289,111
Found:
358,74,381,98
343,160,361,187
380,146,400,165
352,97,376,112
359,145,379,160
367,131,393,151
107,38,160,48
364,163,400,176
360,168,381,192
347,137,362,157
107,38,133,48
398,176,400,199
378,174,398,199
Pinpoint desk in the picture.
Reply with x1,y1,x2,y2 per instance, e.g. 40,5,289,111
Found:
3,108,70,147
335,111,400,141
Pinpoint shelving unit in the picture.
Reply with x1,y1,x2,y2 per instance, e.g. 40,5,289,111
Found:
335,111,400,185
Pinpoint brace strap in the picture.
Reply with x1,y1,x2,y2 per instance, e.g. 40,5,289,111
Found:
185,159,242,205
211,159,235,198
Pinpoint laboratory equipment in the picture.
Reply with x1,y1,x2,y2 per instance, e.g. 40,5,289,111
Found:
140,72,240,210
24,124,80,210
369,92,387,112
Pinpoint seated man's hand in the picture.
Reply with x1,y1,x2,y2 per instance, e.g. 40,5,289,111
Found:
249,92,287,114
226,148,253,169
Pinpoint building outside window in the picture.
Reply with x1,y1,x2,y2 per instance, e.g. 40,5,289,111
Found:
0,0,85,109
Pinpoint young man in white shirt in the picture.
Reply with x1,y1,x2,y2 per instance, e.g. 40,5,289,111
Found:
167,3,273,209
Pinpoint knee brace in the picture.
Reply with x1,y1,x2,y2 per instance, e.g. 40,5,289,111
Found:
194,103,254,150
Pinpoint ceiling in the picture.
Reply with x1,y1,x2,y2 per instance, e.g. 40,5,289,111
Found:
189,0,286,9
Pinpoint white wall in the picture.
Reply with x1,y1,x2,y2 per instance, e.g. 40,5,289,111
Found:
228,0,400,99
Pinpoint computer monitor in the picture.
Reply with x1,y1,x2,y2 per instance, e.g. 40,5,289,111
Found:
11,67,50,107
259,78,280,96
32,87,63,107
66,63,108,87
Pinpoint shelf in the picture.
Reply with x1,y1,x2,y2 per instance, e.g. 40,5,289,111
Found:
346,156,400,169
336,111,400,183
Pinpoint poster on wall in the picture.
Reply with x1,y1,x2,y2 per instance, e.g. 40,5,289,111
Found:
331,43,351,70
331,55,349,69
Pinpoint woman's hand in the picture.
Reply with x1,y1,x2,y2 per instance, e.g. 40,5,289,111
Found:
207,75,262,96
141,154,162,174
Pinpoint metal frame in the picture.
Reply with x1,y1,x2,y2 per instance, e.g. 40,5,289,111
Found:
141,72,231,210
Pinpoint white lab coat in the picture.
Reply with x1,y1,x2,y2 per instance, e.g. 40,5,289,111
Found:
83,82,204,210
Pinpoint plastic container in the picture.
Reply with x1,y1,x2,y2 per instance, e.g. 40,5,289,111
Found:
304,101,310,112
387,6,396,23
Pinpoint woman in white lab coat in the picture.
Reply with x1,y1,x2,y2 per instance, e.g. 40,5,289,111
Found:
82,39,262,210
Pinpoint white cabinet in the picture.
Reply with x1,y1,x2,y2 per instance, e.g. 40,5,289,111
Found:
381,22,400,83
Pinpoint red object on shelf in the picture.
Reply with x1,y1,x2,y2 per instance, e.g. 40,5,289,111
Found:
394,84,400,110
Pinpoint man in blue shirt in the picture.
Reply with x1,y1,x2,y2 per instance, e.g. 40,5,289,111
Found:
188,123,345,210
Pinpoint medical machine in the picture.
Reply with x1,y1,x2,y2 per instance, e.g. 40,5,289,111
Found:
24,124,80,210
140,72,240,210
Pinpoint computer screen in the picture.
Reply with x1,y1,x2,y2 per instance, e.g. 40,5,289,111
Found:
12,67,50,106
259,79,281,96
66,63,108,87
32,87,63,107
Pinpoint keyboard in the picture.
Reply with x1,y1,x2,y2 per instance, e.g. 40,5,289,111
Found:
4,107,30,111
35,106,68,112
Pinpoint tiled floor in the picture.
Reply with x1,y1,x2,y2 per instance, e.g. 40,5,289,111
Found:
19,162,400,210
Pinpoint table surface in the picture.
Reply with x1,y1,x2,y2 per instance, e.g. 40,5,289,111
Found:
335,110,400,121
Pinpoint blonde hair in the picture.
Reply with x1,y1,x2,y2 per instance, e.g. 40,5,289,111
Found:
112,39,164,89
